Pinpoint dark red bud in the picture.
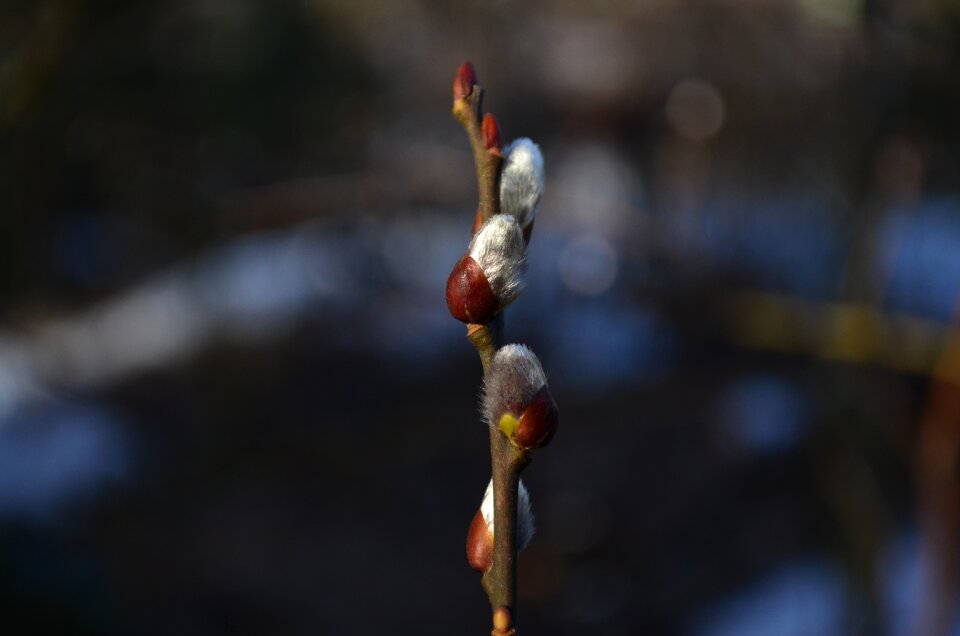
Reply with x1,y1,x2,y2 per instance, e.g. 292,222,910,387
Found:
482,113,502,156
512,385,559,449
466,508,493,573
446,255,499,324
453,62,477,101
470,207,484,236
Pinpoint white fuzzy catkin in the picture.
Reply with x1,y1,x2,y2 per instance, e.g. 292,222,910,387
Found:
468,215,526,306
483,344,547,426
499,138,544,229
481,478,535,550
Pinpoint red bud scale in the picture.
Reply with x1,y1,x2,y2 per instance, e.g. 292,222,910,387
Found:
512,384,559,449
446,254,499,324
466,508,493,573
482,113,502,156
453,61,477,101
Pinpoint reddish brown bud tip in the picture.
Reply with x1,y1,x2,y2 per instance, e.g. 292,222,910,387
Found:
513,384,559,449
446,255,499,324
482,113,502,155
466,508,494,573
471,207,484,236
454,62,477,101
492,607,514,635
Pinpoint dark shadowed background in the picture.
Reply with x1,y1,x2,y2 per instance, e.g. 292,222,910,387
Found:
2,0,960,634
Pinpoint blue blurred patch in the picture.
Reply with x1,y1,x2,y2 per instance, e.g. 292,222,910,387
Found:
877,197,960,322
545,302,678,391
716,375,809,455
689,190,845,297
688,558,847,636
0,401,128,520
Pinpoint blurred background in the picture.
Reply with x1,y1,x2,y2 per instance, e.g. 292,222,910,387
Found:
1,0,960,634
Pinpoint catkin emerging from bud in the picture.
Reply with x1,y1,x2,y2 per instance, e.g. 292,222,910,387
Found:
484,344,559,449
469,216,526,305
466,478,536,573
446,216,527,324
480,479,537,551
484,345,546,425
481,478,535,551
499,138,544,232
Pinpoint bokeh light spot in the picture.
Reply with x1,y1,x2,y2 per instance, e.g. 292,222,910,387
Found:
557,235,618,296
665,79,726,142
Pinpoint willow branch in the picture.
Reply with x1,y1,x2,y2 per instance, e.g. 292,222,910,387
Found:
453,87,502,223
469,314,530,616
482,417,531,611
456,72,525,631
467,319,500,374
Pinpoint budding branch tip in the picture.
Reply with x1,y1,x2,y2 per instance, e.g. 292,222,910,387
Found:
454,61,478,101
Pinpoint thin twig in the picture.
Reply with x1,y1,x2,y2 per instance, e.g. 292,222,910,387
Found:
468,316,532,613
453,87,502,223
482,414,531,611
456,73,526,631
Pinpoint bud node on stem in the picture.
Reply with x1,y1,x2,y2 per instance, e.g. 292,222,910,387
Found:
483,113,503,157
492,607,515,636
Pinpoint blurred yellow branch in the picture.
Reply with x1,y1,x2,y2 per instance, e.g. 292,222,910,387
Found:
724,291,952,380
